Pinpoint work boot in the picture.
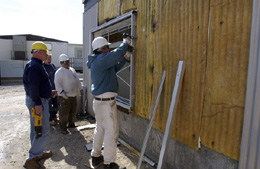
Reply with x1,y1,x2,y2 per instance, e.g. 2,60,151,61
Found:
103,162,126,169
61,128,69,134
23,158,45,169
68,123,78,128
49,120,57,126
37,151,52,160
53,118,59,123
91,155,104,168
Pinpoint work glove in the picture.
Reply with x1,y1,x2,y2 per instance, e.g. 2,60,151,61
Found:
123,33,131,44
127,44,134,52
60,90,68,99
124,51,132,60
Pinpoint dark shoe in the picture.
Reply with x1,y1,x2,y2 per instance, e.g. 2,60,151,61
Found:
49,120,57,126
91,155,104,167
68,123,78,128
53,118,59,123
103,162,126,169
61,130,69,134
23,158,45,169
37,151,52,160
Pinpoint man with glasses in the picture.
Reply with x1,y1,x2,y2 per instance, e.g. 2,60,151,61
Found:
54,54,82,134
23,41,57,169
86,35,133,169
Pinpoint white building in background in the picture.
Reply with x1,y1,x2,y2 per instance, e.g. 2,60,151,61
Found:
0,34,84,115
0,34,83,81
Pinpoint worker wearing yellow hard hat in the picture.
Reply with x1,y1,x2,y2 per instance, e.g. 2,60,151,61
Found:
31,41,50,54
23,40,57,168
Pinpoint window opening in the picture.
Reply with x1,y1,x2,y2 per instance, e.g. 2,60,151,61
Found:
90,10,137,111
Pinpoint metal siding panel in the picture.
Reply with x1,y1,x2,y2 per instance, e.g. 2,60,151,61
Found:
98,0,136,25
239,1,260,168
95,0,252,161
201,0,252,160
98,0,119,25
134,0,209,150
135,0,154,119
171,0,209,150
121,0,137,13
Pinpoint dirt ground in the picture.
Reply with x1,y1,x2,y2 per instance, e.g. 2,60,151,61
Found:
0,83,154,169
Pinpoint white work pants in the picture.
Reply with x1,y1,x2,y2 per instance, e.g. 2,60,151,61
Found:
91,99,119,164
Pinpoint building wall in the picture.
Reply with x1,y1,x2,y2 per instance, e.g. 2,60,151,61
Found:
119,112,238,169
83,3,99,117
68,44,83,58
200,0,252,160
84,0,253,168
0,39,13,60
0,40,70,77
0,60,26,78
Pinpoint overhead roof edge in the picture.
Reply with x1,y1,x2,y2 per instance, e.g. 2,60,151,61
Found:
0,34,68,43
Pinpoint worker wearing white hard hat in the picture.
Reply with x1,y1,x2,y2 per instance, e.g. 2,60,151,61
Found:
87,34,133,169
54,54,82,134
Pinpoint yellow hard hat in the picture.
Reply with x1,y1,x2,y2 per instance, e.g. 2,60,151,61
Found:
31,41,49,53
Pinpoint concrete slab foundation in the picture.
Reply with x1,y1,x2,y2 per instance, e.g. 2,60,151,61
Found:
118,111,238,169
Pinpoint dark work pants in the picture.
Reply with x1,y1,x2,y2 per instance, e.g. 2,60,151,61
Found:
58,96,77,131
48,97,58,121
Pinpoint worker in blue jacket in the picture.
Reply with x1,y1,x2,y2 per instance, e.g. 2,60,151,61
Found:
23,41,57,169
43,53,58,126
87,35,133,169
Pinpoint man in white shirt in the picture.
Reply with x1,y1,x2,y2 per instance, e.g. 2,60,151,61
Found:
54,54,82,134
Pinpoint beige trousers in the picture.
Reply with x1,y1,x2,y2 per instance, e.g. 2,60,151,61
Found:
91,99,119,164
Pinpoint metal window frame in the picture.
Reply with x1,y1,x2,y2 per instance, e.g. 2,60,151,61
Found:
89,10,137,110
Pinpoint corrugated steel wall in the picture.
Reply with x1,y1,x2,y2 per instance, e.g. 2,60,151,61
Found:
133,0,210,152
98,0,252,161
200,0,252,160
98,0,136,24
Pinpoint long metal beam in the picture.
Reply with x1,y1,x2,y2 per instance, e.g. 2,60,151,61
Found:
157,61,185,169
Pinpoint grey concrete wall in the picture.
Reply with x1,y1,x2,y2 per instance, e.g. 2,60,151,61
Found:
118,111,238,169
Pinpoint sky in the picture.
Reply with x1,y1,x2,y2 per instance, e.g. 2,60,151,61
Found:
0,0,83,44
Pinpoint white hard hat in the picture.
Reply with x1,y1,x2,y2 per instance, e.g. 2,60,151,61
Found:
92,37,110,51
59,54,69,62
